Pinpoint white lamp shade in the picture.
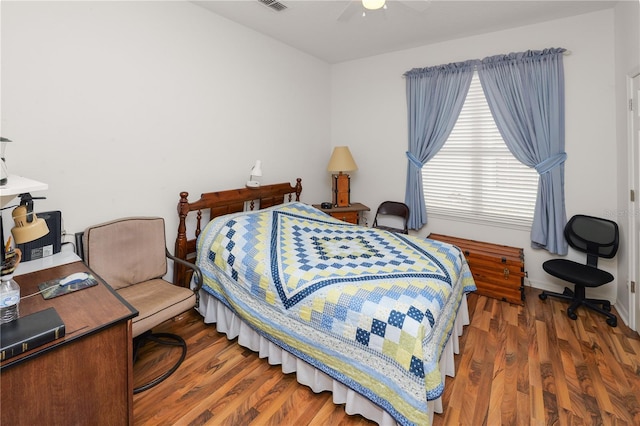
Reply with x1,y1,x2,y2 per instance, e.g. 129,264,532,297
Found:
327,146,358,173
251,160,263,177
246,160,263,188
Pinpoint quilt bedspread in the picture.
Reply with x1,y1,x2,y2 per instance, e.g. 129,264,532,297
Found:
196,202,476,425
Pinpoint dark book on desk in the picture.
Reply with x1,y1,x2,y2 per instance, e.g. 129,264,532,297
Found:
0,307,65,361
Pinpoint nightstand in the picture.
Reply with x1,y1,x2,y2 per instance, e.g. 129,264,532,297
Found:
313,202,370,225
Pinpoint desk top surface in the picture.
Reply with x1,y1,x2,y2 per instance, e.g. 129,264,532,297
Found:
1,261,137,369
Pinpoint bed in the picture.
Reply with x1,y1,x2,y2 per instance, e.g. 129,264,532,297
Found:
174,180,476,426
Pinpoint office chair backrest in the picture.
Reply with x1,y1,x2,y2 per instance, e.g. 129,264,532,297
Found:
373,201,410,234
564,214,618,268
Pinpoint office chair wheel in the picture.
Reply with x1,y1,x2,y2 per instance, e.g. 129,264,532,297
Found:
606,317,617,327
567,308,578,320
539,293,548,300
602,302,612,312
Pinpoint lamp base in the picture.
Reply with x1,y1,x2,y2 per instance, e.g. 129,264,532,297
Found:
332,173,351,207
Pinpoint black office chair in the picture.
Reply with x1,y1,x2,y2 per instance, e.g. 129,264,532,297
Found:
538,214,619,327
372,201,410,234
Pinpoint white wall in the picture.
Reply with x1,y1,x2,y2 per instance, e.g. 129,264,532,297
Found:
331,10,620,302
1,1,330,247
2,2,636,322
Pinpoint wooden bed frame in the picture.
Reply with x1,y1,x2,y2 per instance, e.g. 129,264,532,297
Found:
173,179,302,287
172,177,473,425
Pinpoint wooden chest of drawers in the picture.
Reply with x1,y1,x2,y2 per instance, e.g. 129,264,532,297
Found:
329,210,359,224
428,233,525,305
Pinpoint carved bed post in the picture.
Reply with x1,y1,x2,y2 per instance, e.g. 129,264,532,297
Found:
175,191,190,287
295,178,302,202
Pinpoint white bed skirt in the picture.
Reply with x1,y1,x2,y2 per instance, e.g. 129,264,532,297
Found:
197,292,470,426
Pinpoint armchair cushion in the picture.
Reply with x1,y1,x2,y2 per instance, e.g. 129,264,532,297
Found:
84,217,167,290
119,278,195,337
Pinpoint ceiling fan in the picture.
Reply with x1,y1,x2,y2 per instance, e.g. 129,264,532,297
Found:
337,0,432,22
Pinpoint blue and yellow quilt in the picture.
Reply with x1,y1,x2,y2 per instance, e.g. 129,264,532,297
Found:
196,202,476,426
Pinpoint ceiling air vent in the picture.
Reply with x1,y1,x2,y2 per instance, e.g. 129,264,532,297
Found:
257,0,288,12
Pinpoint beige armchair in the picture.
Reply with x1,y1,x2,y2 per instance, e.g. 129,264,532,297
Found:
82,217,202,393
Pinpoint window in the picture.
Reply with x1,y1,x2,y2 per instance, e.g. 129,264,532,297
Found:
422,72,538,228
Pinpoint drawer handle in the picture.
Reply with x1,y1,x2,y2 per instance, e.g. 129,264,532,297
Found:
504,268,509,279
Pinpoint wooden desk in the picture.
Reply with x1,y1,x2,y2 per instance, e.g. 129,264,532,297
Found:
1,261,138,426
312,202,370,225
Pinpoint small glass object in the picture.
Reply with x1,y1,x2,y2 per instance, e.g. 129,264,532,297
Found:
1,248,22,323
0,137,11,186
0,274,20,324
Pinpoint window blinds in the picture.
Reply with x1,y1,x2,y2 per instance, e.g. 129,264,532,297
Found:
422,73,538,227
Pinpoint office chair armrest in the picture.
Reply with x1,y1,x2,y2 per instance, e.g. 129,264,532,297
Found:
166,248,203,308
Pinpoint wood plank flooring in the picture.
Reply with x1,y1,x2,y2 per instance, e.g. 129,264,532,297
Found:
133,287,640,425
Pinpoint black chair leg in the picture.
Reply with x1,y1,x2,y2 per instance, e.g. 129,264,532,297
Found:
539,287,574,302
582,300,617,326
132,331,188,394
583,297,612,311
539,286,617,327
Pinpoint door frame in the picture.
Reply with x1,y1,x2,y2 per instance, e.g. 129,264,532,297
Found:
628,71,640,332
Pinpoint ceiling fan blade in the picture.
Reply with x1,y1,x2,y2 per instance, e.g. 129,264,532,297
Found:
337,1,361,22
398,0,432,13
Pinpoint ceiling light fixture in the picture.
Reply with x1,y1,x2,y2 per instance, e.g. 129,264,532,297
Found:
362,0,385,10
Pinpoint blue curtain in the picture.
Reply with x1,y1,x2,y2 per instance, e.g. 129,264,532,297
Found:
403,60,476,229
477,48,568,254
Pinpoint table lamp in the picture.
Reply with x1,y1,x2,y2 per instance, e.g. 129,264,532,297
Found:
11,208,49,245
246,160,263,188
10,193,49,245
1,193,49,324
327,146,357,207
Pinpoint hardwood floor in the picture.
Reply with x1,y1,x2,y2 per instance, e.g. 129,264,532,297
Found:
133,287,640,425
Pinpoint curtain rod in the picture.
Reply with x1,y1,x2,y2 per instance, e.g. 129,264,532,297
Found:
403,48,570,77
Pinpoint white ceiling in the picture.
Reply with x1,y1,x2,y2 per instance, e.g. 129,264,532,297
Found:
192,0,619,64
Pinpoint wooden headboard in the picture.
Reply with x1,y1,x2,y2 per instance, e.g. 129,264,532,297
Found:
173,178,302,287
